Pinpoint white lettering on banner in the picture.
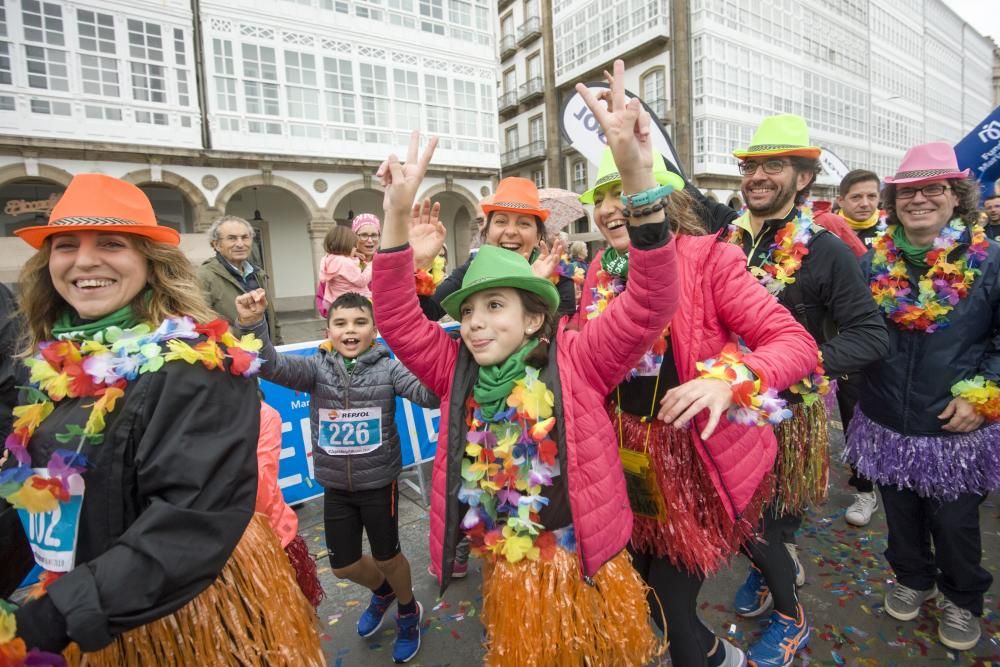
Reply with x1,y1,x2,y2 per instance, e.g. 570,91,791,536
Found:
278,474,303,489
290,400,309,410
301,416,315,479
978,120,1000,143
422,407,441,441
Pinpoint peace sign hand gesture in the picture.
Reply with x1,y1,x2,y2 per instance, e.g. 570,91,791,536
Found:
574,59,655,195
377,131,439,248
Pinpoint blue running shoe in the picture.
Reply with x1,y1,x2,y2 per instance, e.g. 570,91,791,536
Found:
392,600,424,663
357,590,397,638
747,605,809,667
734,565,772,617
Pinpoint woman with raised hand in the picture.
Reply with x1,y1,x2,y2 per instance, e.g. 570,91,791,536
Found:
0,174,321,666
572,93,817,667
370,60,679,665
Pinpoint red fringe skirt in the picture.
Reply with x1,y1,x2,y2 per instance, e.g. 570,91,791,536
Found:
284,533,325,608
611,403,772,576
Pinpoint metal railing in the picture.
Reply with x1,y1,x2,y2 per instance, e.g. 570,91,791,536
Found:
518,76,545,102
517,16,541,45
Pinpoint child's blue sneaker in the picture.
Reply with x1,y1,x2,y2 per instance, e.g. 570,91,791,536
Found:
392,600,423,663
357,590,397,638
747,605,809,667
734,565,772,617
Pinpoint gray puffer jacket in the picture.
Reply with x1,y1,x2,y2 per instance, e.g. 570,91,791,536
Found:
245,320,439,491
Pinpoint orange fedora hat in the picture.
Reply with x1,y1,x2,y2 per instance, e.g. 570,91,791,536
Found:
16,173,180,249
481,177,550,222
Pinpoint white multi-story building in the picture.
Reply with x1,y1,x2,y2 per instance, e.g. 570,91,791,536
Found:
690,0,996,203
500,0,995,220
0,0,499,310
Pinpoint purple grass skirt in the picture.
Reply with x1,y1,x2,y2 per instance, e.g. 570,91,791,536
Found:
844,408,1000,500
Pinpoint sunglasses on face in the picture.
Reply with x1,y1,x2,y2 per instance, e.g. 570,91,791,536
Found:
738,159,790,176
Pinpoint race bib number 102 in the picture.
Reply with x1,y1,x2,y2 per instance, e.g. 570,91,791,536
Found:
318,407,383,455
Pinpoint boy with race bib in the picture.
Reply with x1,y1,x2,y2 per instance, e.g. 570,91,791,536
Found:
236,290,438,664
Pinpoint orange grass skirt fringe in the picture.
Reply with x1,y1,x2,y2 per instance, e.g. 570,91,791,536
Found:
63,513,323,666
774,399,830,514
480,548,664,666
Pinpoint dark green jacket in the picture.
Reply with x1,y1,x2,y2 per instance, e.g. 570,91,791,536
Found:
197,256,283,344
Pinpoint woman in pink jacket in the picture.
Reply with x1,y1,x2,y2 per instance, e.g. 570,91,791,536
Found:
575,143,818,665
372,65,679,665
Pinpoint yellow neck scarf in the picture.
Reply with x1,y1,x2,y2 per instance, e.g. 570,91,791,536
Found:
839,209,880,231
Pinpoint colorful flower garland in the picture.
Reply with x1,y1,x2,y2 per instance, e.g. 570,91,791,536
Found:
696,343,791,426
725,209,816,296
415,255,446,296
550,254,585,286
870,219,988,333
950,376,1000,421
787,351,832,407
459,368,563,564
585,268,668,378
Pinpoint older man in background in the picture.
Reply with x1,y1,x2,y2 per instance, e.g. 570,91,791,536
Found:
198,215,283,344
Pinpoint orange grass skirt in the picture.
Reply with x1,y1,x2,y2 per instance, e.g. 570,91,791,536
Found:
63,514,323,666
480,548,664,666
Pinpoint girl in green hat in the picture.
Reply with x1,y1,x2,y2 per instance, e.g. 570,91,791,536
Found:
369,62,679,665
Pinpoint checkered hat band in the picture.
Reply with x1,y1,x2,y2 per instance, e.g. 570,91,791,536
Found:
51,216,140,226
894,169,955,179
593,172,621,188
745,144,805,152
493,201,534,210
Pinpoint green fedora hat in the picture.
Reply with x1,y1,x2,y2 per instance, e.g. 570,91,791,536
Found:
579,147,685,205
732,114,821,160
440,245,560,320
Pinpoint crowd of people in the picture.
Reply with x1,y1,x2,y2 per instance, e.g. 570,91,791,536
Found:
0,58,997,667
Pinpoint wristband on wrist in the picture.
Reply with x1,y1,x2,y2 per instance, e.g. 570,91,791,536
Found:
696,343,791,427
950,375,1000,420
787,352,832,407
619,183,677,209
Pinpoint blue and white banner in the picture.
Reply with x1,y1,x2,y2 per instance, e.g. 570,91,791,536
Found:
955,105,1000,200
262,325,454,506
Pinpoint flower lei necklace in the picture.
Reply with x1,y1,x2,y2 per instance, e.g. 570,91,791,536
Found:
0,317,262,516
586,267,669,377
725,208,816,296
870,219,988,333
459,368,567,564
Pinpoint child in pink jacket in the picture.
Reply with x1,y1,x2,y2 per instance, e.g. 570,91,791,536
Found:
317,225,371,318
371,71,680,665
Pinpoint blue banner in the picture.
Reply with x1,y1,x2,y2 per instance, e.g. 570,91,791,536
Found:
262,325,454,506
955,105,1000,199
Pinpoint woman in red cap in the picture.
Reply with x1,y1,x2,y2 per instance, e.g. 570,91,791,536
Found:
0,174,321,665
845,142,1000,652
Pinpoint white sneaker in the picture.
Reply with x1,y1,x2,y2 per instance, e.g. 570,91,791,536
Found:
786,542,805,587
845,491,878,527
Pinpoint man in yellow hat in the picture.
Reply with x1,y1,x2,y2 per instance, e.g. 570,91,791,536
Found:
723,114,889,667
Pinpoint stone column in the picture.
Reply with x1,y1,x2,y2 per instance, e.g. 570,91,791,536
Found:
307,218,336,288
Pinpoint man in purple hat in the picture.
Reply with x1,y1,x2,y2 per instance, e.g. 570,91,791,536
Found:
844,141,1000,652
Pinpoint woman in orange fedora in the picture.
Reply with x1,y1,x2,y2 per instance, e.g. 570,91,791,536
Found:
0,174,322,666
413,177,578,320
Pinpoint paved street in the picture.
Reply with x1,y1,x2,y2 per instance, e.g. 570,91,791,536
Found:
279,314,1000,666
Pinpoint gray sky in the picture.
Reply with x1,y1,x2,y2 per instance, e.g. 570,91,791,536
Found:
943,0,1000,42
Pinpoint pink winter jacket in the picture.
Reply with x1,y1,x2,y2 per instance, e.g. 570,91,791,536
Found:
320,253,372,301
573,237,818,520
372,240,679,580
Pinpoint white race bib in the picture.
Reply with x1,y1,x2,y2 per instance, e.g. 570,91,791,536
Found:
318,407,383,455
16,469,84,573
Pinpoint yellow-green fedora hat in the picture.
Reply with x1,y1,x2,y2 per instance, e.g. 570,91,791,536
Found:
732,114,821,160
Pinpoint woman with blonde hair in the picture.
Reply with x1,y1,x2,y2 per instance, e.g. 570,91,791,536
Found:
0,174,321,666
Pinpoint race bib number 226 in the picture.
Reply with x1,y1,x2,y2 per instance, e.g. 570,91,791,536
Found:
318,407,382,455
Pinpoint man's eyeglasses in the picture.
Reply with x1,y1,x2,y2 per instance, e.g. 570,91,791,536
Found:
357,233,380,240
896,184,950,199
738,159,790,176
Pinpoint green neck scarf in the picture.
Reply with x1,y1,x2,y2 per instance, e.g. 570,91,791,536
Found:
52,302,142,339
891,224,933,268
474,339,539,420
601,247,629,279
